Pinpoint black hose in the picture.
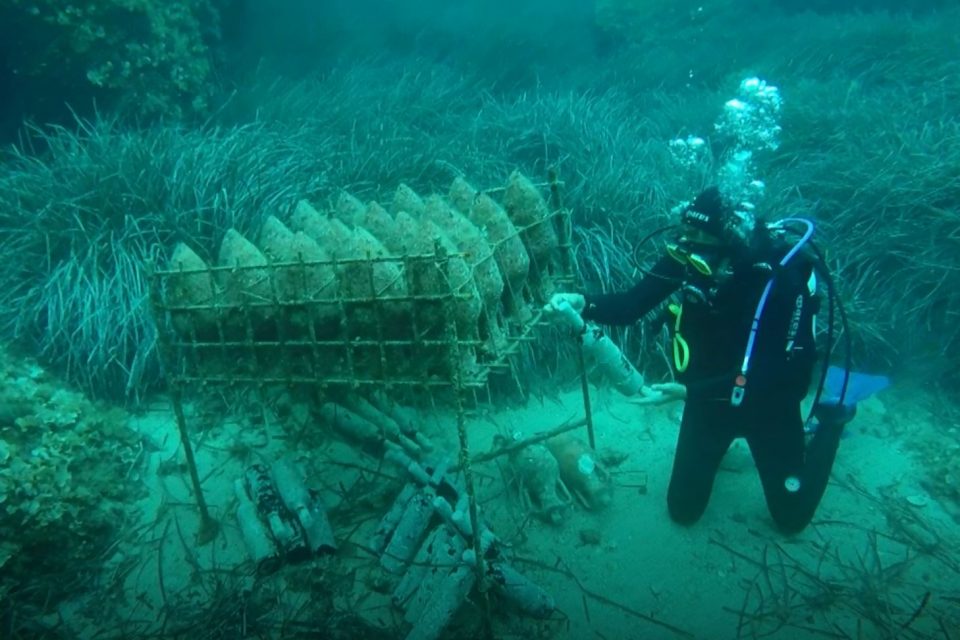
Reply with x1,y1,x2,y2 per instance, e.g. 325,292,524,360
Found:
807,257,835,426
808,239,853,407
631,223,681,280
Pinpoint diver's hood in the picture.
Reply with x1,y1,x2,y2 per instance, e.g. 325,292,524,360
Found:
681,186,757,249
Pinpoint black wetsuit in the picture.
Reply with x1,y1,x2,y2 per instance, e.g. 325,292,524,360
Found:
582,240,843,533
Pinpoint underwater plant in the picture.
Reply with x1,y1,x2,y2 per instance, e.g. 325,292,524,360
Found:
1,0,221,121
0,347,141,613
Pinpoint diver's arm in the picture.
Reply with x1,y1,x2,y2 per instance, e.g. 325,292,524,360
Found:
629,382,687,405
581,257,681,326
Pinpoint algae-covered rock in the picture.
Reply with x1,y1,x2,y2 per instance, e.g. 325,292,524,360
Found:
392,183,427,218
0,347,141,608
335,191,367,227
339,227,411,378
165,242,219,335
289,200,354,258
392,211,446,339
217,228,272,310
464,188,531,319
421,219,484,376
393,212,482,377
5,1,219,119
259,215,301,302
360,202,400,253
343,227,406,300
289,232,338,300
503,171,561,302
422,195,507,352
394,213,481,332
449,176,479,216
259,215,336,302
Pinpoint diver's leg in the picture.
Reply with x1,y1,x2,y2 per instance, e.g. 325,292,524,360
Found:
667,400,734,525
748,401,842,533
797,417,845,513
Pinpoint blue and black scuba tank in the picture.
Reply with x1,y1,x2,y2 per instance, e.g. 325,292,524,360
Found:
766,218,857,427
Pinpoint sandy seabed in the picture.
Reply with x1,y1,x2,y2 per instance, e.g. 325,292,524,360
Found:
59,380,959,640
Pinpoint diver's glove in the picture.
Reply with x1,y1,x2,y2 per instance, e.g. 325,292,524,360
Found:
542,292,586,321
629,382,687,406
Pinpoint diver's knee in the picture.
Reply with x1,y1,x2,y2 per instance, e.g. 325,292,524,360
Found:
770,509,812,535
667,490,707,526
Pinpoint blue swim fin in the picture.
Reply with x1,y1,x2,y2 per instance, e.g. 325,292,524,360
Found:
822,366,890,406
807,366,890,433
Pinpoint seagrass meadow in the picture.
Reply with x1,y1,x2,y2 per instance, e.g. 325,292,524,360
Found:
1,2,958,639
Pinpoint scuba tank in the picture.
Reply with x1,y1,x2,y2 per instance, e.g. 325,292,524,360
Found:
551,299,646,396
739,218,853,423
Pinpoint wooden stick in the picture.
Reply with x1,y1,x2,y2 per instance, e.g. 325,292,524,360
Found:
519,556,695,638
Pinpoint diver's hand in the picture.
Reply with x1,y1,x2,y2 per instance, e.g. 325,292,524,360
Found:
630,382,687,406
543,292,586,319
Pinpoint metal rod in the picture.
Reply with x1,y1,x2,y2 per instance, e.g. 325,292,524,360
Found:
152,250,463,274
547,167,576,280
548,167,595,449
166,373,491,387
577,343,597,450
454,417,589,471
455,396,494,639
170,383,219,544
435,236,493,640
147,262,218,544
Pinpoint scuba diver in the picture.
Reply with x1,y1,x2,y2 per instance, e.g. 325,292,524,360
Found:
546,186,855,533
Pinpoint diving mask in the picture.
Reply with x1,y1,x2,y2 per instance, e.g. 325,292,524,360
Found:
666,242,717,277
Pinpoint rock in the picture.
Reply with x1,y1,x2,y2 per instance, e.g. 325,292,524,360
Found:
905,493,930,508
579,528,602,546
